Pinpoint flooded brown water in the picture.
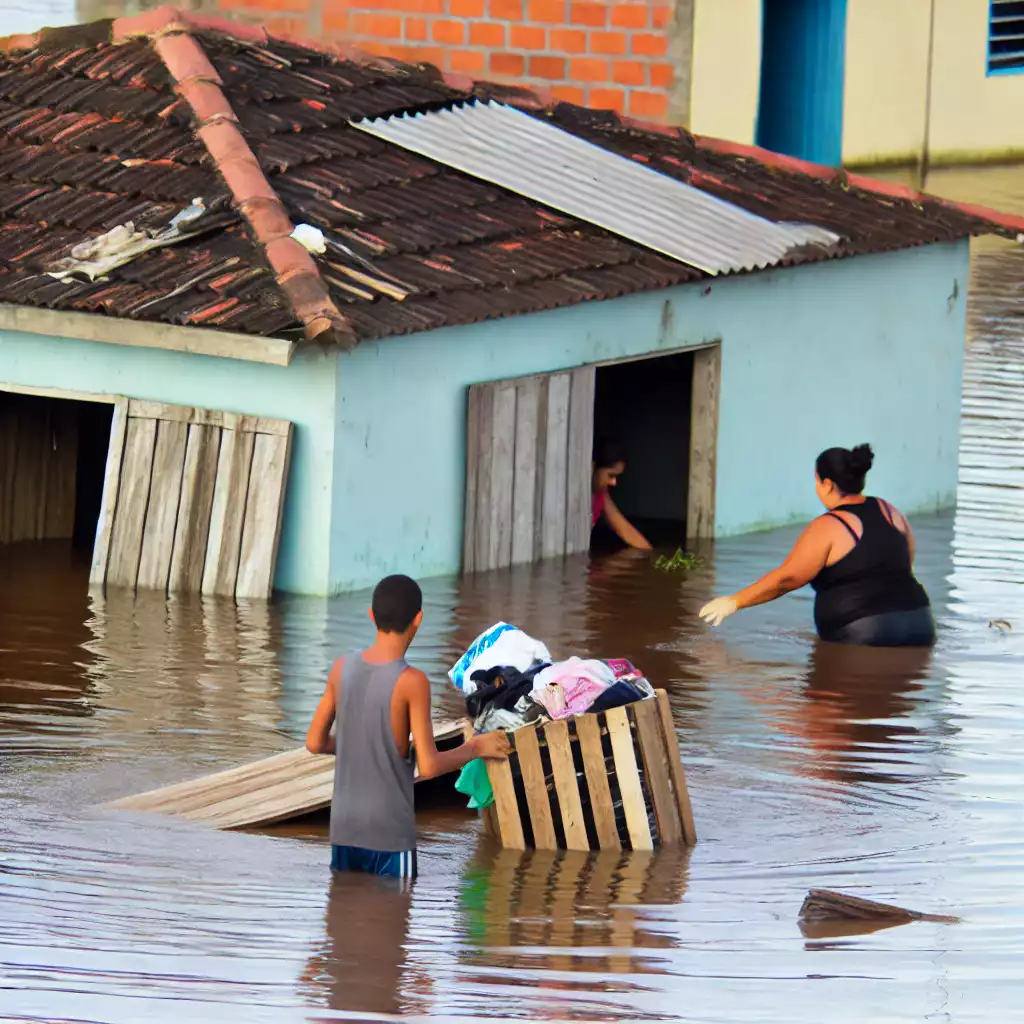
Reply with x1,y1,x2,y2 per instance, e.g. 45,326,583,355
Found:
3,165,1024,1022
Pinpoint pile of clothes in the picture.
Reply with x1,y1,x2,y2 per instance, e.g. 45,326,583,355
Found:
449,622,655,735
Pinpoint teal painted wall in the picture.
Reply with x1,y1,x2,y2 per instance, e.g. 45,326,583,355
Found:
0,333,338,594
331,241,969,593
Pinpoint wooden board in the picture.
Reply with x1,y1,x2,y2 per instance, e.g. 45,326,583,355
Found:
106,416,157,587
511,377,540,565
92,399,292,599
575,713,620,850
565,366,596,555
236,431,292,599
137,419,188,591
540,372,570,558
606,706,653,851
464,367,594,573
655,690,697,845
487,755,526,850
90,398,129,584
168,424,221,592
687,344,720,541
632,698,682,845
109,718,469,830
515,724,557,849
545,719,589,851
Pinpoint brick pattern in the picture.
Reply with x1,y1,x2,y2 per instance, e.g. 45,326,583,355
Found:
216,0,675,121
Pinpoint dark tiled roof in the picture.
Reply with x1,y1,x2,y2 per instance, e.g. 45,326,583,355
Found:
0,8,1020,351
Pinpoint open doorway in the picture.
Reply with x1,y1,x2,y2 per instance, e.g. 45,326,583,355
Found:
593,351,694,551
0,391,113,553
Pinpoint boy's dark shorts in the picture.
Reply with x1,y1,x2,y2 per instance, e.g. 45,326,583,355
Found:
331,844,418,879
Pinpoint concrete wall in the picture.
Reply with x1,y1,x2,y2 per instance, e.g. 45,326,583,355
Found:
330,241,970,593
928,1,1024,165
0,332,339,595
689,0,761,143
842,0,931,167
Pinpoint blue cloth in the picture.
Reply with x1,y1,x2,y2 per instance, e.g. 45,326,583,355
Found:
331,844,418,879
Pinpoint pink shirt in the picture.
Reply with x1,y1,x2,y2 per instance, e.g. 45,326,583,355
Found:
592,492,606,527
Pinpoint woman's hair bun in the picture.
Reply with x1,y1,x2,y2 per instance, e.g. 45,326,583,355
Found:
848,444,874,474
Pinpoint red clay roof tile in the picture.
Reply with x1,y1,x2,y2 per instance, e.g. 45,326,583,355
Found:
0,8,1019,353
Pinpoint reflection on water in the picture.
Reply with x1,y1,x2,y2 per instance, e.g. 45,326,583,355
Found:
2,167,1024,1021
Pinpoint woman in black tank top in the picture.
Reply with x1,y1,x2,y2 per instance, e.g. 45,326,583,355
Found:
698,445,935,646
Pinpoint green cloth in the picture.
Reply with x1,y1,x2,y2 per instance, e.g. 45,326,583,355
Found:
455,758,494,810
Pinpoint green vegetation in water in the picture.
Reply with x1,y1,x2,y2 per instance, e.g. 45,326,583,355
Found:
652,548,704,573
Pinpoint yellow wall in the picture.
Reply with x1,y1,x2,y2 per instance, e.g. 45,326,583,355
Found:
689,0,761,143
928,0,1024,164
842,0,932,166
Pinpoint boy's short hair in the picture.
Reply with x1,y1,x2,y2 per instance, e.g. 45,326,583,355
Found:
372,575,423,633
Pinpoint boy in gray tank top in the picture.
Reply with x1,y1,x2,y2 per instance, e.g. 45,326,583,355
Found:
305,575,509,880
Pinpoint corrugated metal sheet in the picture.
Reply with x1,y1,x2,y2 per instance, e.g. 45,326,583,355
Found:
353,101,840,276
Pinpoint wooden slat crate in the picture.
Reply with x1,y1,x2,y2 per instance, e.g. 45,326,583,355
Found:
484,690,696,851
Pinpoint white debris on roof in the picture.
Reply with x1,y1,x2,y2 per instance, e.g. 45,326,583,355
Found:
291,223,327,255
46,197,209,283
353,101,840,276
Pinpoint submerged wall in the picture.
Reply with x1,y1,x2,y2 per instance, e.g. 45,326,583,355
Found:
0,333,338,595
331,240,970,593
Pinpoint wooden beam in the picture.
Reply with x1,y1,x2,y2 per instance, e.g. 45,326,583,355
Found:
687,343,720,542
0,303,295,368
0,382,120,404
128,401,292,436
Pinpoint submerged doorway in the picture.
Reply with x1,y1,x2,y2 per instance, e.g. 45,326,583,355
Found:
461,345,719,572
756,0,848,167
593,350,693,551
0,390,113,552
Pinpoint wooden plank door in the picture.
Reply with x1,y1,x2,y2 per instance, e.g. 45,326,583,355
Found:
91,399,292,599
464,366,594,573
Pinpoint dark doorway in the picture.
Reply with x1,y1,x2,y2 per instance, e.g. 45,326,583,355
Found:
593,351,693,551
756,0,848,167
0,391,113,552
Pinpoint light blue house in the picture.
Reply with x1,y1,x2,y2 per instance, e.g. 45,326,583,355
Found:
0,14,1017,596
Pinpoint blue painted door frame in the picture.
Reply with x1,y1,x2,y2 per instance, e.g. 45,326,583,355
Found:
756,0,848,166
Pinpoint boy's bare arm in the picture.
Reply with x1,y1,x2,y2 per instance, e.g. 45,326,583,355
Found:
305,658,342,755
402,668,509,779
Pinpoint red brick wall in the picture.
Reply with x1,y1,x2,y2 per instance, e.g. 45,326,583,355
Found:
217,0,677,121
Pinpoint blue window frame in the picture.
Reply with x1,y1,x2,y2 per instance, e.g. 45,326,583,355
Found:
989,0,1024,75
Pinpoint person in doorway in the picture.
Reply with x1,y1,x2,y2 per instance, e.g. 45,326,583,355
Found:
305,574,509,880
591,439,653,551
698,445,936,646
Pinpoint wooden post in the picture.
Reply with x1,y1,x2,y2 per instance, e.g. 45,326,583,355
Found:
687,343,720,543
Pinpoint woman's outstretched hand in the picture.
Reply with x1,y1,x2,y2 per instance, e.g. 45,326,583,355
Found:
699,596,738,627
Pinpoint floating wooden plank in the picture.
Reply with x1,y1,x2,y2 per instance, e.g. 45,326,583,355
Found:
202,427,255,596
565,365,595,555
168,424,221,593
515,724,557,850
511,376,540,565
606,706,653,851
236,429,292,599
106,416,157,587
575,713,620,850
632,698,682,845
487,754,526,850
545,719,589,851
540,372,570,558
90,398,128,585
137,419,188,591
656,690,697,845
109,719,468,830
799,889,959,925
